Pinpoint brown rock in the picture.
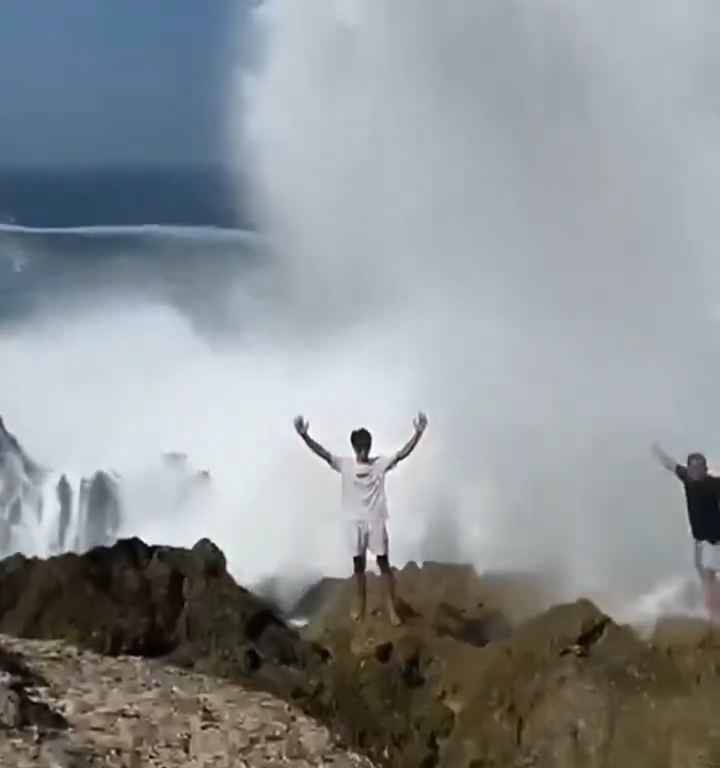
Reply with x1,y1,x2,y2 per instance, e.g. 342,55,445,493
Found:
8,542,720,767
0,536,315,681
295,564,720,767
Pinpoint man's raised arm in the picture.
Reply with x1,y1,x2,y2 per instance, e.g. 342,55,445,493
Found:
652,442,681,474
387,412,428,471
294,415,337,469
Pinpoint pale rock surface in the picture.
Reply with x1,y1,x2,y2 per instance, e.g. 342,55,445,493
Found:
0,634,376,768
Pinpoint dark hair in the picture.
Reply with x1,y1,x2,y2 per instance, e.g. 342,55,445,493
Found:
687,452,707,466
350,428,372,453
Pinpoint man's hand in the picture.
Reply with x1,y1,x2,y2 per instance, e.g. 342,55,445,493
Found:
294,416,335,468
388,412,428,471
294,415,309,437
652,442,677,472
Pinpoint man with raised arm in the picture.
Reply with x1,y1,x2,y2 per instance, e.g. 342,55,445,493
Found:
294,412,428,626
653,443,720,620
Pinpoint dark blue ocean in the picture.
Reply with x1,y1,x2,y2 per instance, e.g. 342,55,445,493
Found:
0,168,262,331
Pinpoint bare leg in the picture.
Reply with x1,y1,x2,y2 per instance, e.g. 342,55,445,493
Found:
377,556,401,626
694,540,703,580
704,572,720,623
702,574,712,620
351,556,366,622
702,571,716,621
694,543,715,620
697,540,720,622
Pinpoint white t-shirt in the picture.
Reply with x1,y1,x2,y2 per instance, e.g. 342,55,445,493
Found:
331,455,396,522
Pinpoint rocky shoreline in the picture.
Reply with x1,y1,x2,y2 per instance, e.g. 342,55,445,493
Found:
0,634,375,767
2,537,720,767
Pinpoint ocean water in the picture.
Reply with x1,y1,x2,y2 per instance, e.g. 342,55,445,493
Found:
0,168,247,230
0,222,263,332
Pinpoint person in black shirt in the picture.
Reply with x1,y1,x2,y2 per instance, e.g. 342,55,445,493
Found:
653,443,720,620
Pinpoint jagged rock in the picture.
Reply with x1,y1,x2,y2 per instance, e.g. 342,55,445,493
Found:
191,536,226,577
0,520,9,555
0,536,320,685
295,564,720,767
0,449,25,509
0,418,47,557
56,475,72,551
83,471,121,549
298,565,524,766
0,418,218,562
291,576,345,619
0,417,124,559
0,416,41,480
6,545,720,767
294,561,560,631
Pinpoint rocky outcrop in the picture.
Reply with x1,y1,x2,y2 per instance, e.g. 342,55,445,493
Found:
78,471,121,550
56,474,72,551
0,417,219,561
0,418,42,557
3,541,720,767
0,536,318,684
0,416,124,558
0,416,41,481
297,563,720,768
0,634,375,768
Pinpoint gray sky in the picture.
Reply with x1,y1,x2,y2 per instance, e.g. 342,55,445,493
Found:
0,0,249,167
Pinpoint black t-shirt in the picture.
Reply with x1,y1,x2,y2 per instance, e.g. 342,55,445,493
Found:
676,465,720,542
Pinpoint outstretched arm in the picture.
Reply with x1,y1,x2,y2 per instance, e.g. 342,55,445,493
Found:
652,442,680,473
294,415,336,468
387,412,428,471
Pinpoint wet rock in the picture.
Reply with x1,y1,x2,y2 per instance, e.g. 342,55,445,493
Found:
56,475,72,551
0,519,10,553
0,417,124,559
295,564,720,767
191,537,226,577
0,416,40,480
83,471,121,550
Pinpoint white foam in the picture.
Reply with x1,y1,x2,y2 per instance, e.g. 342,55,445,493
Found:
614,575,706,637
0,469,86,558
0,223,257,243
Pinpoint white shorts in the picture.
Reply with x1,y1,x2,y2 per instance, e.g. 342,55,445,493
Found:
350,520,388,558
695,540,720,572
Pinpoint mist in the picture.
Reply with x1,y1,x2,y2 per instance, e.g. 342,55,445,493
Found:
232,0,720,610
2,1,720,617
0,290,430,592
